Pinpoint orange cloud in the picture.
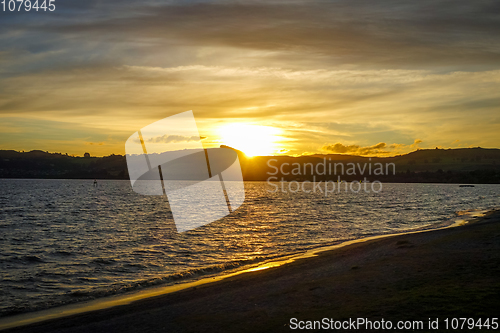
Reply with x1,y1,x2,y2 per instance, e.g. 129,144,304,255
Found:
322,142,389,155
410,139,423,149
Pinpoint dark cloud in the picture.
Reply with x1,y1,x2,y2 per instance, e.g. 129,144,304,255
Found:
0,0,499,77
10,0,498,70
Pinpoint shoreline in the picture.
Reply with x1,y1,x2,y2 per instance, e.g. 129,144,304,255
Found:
2,179,500,185
1,208,497,331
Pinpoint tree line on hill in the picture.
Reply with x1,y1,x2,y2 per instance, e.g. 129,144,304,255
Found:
0,148,499,183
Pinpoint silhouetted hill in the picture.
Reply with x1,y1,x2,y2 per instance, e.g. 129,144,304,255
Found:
241,148,500,183
0,150,127,179
0,148,499,183
309,147,500,172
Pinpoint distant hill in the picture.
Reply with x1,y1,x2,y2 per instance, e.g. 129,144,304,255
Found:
0,150,127,179
309,147,500,172
241,148,500,183
0,148,499,183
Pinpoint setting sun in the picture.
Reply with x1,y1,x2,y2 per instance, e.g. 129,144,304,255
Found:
218,124,282,157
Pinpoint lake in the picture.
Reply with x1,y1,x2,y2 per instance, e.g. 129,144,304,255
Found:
0,179,499,316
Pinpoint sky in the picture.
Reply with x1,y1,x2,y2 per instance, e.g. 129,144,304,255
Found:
1,0,499,156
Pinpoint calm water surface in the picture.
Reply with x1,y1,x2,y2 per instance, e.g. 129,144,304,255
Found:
0,179,499,316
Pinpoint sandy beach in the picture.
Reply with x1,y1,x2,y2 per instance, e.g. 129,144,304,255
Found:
3,210,500,333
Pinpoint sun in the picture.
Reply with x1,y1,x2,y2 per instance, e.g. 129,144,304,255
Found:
218,123,281,157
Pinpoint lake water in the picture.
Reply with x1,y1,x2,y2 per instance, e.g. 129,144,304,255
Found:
0,179,499,316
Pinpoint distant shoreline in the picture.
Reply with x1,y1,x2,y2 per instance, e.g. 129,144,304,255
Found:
1,178,499,185
1,147,500,183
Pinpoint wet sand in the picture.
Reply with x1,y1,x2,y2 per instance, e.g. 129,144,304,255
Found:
3,210,500,332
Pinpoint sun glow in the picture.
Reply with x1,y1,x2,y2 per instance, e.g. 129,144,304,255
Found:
218,124,282,157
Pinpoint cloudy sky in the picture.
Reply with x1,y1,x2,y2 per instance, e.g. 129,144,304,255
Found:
1,0,499,156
